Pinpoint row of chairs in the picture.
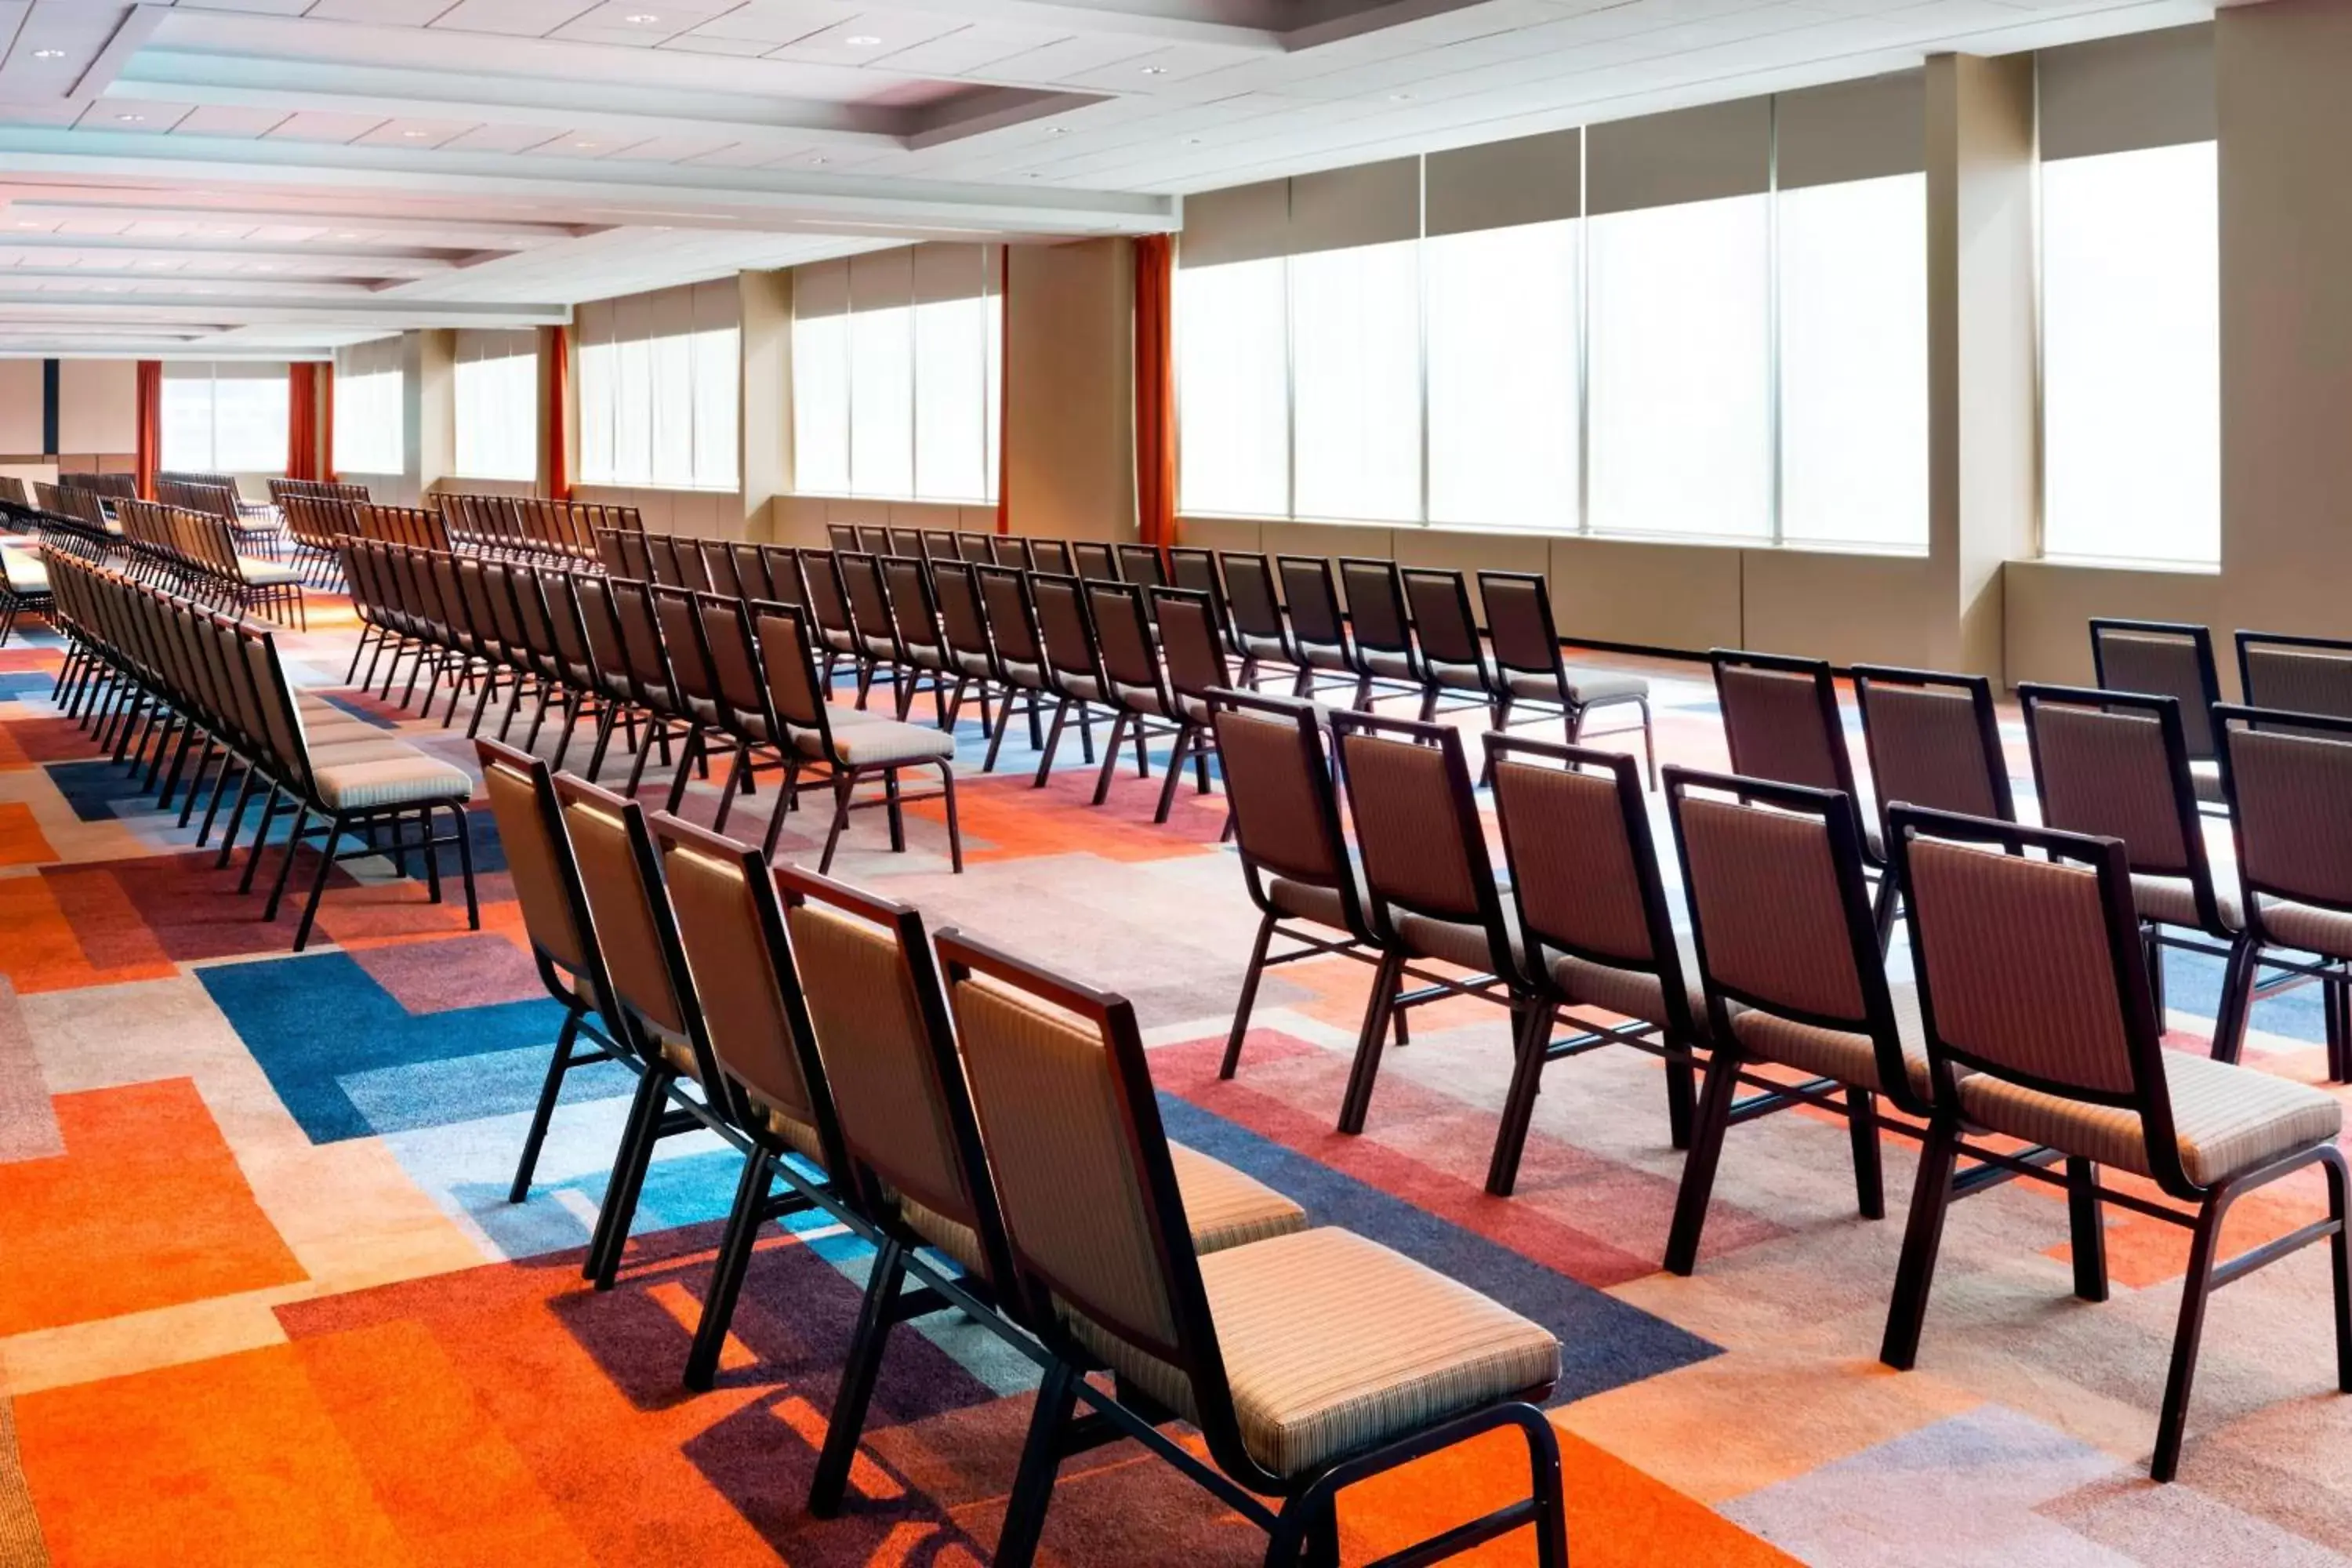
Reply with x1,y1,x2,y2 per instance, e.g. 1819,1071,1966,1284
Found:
2094,616,2352,768
0,529,50,646
437,492,638,564
343,540,964,873
1209,691,2349,1480
113,497,307,628
42,554,479,951
1706,644,2352,1079
480,734,1567,1566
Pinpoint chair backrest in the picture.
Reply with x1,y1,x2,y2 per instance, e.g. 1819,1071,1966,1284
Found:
1889,804,2187,1187
1069,539,1116,582
1852,664,2015,825
1488,735,1684,1018
606,576,678,708
931,558,993,663
1276,555,1347,655
2018,684,2211,893
551,771,717,1083
1030,572,1103,688
1210,690,1363,929
826,523,859,554
1151,587,1232,704
1664,766,1911,1104
652,582,721,710
2235,631,2352,724
1086,579,1163,701
975,563,1044,669
613,528,652,582
838,551,898,653
1479,572,1563,684
989,534,1033,569
1710,650,1857,797
476,738,613,1019
1399,568,1488,689
728,542,771,602
935,930,1219,1378
854,524,891,557
1167,547,1230,633
750,599,835,746
775,866,1010,1283
2216,703,2352,932
674,535,715,593
1331,710,1512,971
956,531,995,564
920,528,957,561
757,544,804,608
885,526,924,560
700,539,742,601
798,550,857,646
1030,538,1076,576
1338,557,1415,662
1217,552,1288,648
2090,618,2221,760
695,590,773,736
650,811,843,1167
880,554,942,653
1116,544,1167,588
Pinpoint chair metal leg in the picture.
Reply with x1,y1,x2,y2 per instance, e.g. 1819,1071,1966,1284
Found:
1486,1002,1555,1198
2067,1155,2110,1302
809,1237,908,1517
1091,711,1128,804
1155,725,1192,823
684,1147,774,1392
1032,697,1073,789
1847,1086,1885,1221
994,1360,1080,1568
510,1008,586,1203
1221,911,1277,1080
1336,949,1406,1135
586,1067,670,1289
1664,1033,1697,1151
1664,1047,1742,1276
258,805,310,914
290,818,344,952
2152,1186,2230,1482
938,763,963,874
1878,1115,1962,1370
818,772,855,875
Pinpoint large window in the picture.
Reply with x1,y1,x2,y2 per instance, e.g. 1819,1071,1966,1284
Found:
1174,256,1287,517
1425,220,1579,531
332,337,404,476
577,280,740,492
791,244,1001,503
162,362,290,474
1587,194,1772,540
1777,174,1929,549
452,330,538,483
1172,91,1926,550
2041,140,2220,565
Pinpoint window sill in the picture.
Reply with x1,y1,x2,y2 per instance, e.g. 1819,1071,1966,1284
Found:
1178,511,1931,559
577,480,742,495
787,490,1000,507
2031,553,2220,577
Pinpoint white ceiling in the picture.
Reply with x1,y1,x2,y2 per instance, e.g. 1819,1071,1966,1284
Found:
0,0,2211,358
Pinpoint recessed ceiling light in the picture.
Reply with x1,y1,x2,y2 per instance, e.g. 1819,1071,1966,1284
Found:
625,11,660,20
1047,126,1069,134
1140,65,1167,74
1387,93,1412,102
844,34,882,45
15,221,39,229
253,263,276,272
401,129,430,138
114,113,144,122
31,49,64,60
1184,137,1203,146
574,140,597,149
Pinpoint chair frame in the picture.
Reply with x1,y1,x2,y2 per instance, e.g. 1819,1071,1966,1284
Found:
1850,662,2016,829
1879,802,2352,1483
1478,569,1656,787
933,927,1569,1568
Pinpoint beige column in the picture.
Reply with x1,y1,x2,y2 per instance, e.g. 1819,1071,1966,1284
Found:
1005,238,1136,543
739,267,792,543
407,328,456,505
1923,50,2038,680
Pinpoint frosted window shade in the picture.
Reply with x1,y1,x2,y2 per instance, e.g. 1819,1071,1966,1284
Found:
1290,240,1421,523
2038,24,2215,161
1174,257,1288,517
162,361,291,474
789,243,1000,503
333,336,404,476
1425,221,1579,531
575,283,740,491
453,329,537,482
2041,141,2220,565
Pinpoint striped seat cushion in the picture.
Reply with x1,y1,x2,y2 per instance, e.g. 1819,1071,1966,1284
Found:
1067,1227,1559,1479
309,749,472,811
2257,895,2352,960
1728,984,1936,1099
793,714,954,767
236,556,301,587
901,1140,1303,1278
1393,904,1522,975
1547,931,1707,1036
1958,1050,2341,1185
2131,873,2240,932
0,545,46,594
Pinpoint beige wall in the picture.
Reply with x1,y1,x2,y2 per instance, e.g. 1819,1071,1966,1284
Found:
1005,238,1135,544
0,360,43,456
56,360,136,456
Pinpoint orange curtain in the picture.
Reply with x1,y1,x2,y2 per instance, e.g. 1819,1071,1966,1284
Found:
995,245,1011,535
321,365,336,482
133,361,162,500
544,325,572,502
1133,234,1177,553
285,362,321,480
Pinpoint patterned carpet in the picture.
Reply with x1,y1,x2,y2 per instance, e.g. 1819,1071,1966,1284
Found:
2,590,2349,1566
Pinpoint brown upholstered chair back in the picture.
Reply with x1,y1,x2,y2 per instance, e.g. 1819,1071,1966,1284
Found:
1399,568,1484,678
838,552,896,651
2217,706,2352,918
1070,540,1116,582
1218,553,1287,644
2238,634,2352,726
1276,556,1345,650
1212,695,1349,889
1490,746,1655,965
1334,714,1493,927
477,740,593,984
1152,588,1232,702
881,555,942,654
555,777,694,1044
1711,653,1850,795
2020,688,2198,879
1853,666,2013,824
1031,572,1102,687
1117,544,1167,588
695,590,767,724
976,564,1044,666
2092,619,2219,759
931,560,993,662
607,577,677,706
1668,773,1872,1029
779,871,986,1265
989,534,1033,569
700,540,742,600
1479,572,1561,680
1032,539,1077,576
1338,558,1414,659
956,531,995,564
1087,580,1161,694
799,551,857,646
753,601,830,733
757,545,804,607
728,543,771,601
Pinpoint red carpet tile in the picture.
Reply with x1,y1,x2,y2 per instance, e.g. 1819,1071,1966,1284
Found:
0,1079,306,1337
